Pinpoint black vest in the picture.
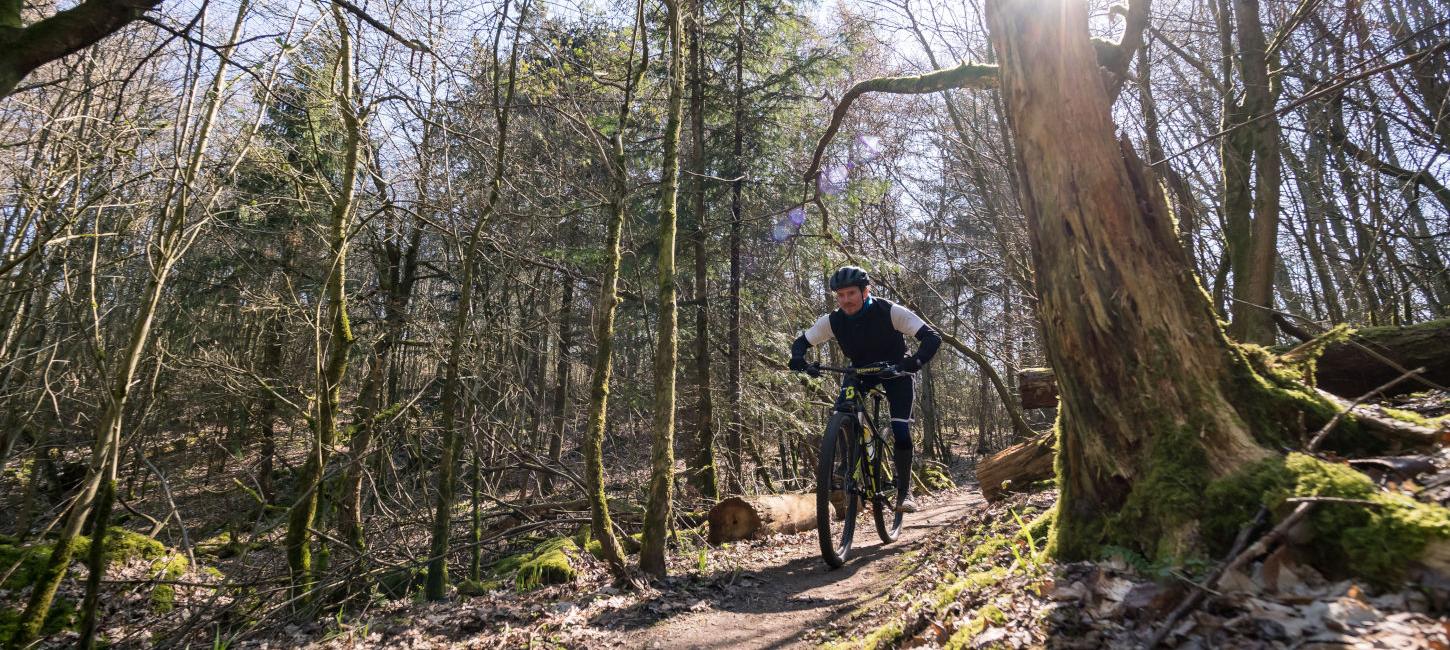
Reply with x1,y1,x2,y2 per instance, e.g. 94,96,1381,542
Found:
829,298,908,365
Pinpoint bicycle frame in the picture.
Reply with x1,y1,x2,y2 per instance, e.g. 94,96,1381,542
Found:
823,366,900,503
807,362,909,566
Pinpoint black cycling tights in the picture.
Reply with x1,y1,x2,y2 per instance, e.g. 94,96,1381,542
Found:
837,374,914,451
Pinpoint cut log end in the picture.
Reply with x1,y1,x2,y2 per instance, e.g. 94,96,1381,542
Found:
1019,367,1059,410
706,494,817,545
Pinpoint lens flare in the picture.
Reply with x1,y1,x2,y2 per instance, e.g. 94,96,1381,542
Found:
855,134,882,162
818,164,849,195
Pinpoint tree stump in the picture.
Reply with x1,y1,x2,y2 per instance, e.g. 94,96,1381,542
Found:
1018,368,1058,409
975,432,1055,501
706,495,817,544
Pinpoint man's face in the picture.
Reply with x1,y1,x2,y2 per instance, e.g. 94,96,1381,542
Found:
835,285,867,315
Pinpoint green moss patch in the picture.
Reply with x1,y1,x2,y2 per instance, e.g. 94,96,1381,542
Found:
514,537,578,590
461,536,582,595
0,529,182,642
932,567,1009,611
1022,507,1054,544
148,553,190,613
584,532,643,560
1,528,170,592
822,619,904,650
0,595,77,647
380,567,424,598
922,465,955,491
942,603,1007,650
1205,452,1450,584
455,578,499,596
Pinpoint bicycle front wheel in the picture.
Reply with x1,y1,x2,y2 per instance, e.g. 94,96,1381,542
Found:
873,436,903,543
817,412,859,568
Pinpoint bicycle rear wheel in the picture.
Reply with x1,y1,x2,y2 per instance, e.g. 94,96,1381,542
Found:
817,412,859,568
873,435,903,543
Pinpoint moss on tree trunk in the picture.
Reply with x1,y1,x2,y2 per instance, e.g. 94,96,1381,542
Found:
640,0,686,579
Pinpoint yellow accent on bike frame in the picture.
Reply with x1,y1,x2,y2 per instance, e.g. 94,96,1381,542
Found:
844,386,856,399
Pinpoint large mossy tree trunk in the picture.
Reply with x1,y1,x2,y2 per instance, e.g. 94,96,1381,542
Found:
987,0,1280,561
987,0,1450,571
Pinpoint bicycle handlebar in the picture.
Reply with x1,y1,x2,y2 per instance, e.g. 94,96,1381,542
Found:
805,362,910,378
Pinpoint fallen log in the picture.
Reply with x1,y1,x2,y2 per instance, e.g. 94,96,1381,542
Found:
1015,319,1450,408
1313,319,1450,398
975,432,1055,501
707,494,816,544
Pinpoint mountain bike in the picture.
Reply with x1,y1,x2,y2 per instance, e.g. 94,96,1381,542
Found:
808,362,906,568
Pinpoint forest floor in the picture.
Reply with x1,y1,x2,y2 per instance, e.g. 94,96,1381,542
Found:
7,394,1450,648
252,463,1450,649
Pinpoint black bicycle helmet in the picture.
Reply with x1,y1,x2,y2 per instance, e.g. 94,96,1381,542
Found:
828,266,870,291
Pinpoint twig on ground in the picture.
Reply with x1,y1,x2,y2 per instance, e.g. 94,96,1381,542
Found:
1147,505,1272,647
1284,496,1382,507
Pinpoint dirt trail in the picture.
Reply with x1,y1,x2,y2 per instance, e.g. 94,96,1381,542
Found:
625,486,986,650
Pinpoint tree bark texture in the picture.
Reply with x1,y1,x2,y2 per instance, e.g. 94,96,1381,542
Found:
0,0,162,99
685,0,718,500
580,0,647,582
988,0,1273,560
725,0,746,495
1017,368,1057,409
975,432,1054,501
543,275,574,496
640,0,685,579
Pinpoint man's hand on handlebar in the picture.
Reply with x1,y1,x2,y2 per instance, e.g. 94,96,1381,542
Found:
789,357,822,377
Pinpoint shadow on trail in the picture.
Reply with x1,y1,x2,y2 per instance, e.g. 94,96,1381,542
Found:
590,535,905,632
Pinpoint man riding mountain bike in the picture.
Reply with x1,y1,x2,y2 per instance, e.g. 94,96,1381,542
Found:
788,266,942,513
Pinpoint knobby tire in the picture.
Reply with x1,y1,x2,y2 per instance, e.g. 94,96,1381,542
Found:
817,412,858,568
873,435,902,543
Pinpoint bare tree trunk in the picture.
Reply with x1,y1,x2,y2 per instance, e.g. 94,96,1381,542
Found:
1220,0,1282,344
725,0,746,495
425,0,527,600
543,274,574,495
338,206,421,550
684,0,718,500
285,5,361,601
256,310,284,505
580,0,647,583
